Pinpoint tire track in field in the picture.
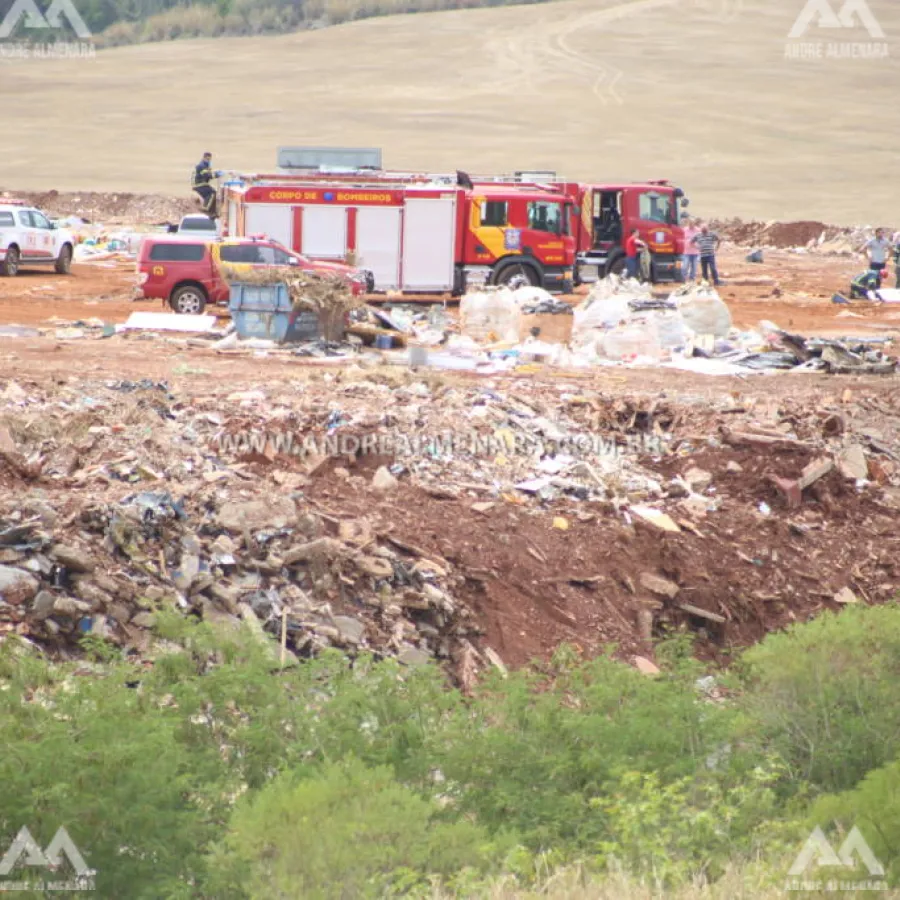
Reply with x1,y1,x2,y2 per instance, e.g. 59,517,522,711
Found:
478,0,744,104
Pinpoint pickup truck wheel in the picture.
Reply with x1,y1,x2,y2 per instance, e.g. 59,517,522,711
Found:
1,246,20,277
55,244,73,275
170,285,207,315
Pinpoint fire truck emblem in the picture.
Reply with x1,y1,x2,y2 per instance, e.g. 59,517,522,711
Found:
504,229,522,251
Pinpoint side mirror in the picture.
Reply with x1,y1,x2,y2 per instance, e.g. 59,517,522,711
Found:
49,223,57,230
288,257,299,266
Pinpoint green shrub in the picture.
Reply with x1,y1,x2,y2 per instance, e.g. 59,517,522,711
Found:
432,649,737,855
806,758,900,885
735,604,900,794
206,759,493,899
0,642,227,899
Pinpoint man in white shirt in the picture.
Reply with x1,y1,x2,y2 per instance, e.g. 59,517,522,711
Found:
861,229,892,275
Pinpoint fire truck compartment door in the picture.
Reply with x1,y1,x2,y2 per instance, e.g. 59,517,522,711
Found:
301,206,348,259
401,198,456,291
356,207,401,290
244,204,293,248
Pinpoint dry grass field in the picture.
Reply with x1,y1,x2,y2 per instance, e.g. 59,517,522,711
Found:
2,0,898,222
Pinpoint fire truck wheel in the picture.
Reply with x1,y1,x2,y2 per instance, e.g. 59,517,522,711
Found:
170,284,208,315
1,246,20,277
493,261,539,290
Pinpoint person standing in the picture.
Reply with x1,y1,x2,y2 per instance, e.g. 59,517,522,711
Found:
893,232,900,288
681,217,700,282
639,243,652,282
860,229,892,276
692,223,721,286
624,228,645,280
191,152,222,218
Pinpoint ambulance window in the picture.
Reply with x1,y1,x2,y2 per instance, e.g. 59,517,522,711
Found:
481,201,508,227
31,211,52,230
528,201,563,236
0,213,14,227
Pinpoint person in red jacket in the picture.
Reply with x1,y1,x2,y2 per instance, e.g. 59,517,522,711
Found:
624,229,646,280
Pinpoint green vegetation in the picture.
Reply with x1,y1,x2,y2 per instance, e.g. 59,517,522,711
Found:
0,0,561,46
0,605,897,897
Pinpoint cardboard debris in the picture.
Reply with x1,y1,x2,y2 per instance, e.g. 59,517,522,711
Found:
630,506,681,533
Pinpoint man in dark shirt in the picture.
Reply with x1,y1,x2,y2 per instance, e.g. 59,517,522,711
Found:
191,152,221,217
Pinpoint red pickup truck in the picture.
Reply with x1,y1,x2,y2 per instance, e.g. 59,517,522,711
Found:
135,235,371,314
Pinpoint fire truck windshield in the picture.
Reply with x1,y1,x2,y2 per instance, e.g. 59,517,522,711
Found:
528,200,567,236
638,191,677,226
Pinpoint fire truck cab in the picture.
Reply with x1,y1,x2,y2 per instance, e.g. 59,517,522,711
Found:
472,173,688,284
463,184,574,293
570,180,687,284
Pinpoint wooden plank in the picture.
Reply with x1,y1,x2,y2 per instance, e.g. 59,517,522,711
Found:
677,602,725,624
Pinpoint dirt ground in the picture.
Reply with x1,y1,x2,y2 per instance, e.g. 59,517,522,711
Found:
0,246,897,336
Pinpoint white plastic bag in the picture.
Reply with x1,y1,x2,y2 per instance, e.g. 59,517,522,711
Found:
512,286,555,308
676,286,732,338
460,288,520,343
647,311,692,349
602,322,662,361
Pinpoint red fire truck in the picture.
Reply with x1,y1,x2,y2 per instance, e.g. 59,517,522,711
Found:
222,170,576,295
470,173,689,284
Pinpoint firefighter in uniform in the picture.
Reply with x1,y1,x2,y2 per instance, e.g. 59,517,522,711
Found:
192,152,221,218
848,269,882,300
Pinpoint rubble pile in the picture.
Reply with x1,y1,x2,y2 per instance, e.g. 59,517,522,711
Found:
1,370,899,673
0,189,193,226
0,379,484,669
711,218,891,257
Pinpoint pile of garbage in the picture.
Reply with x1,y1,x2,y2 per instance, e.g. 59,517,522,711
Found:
0,379,488,666
2,364,899,670
441,277,897,376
